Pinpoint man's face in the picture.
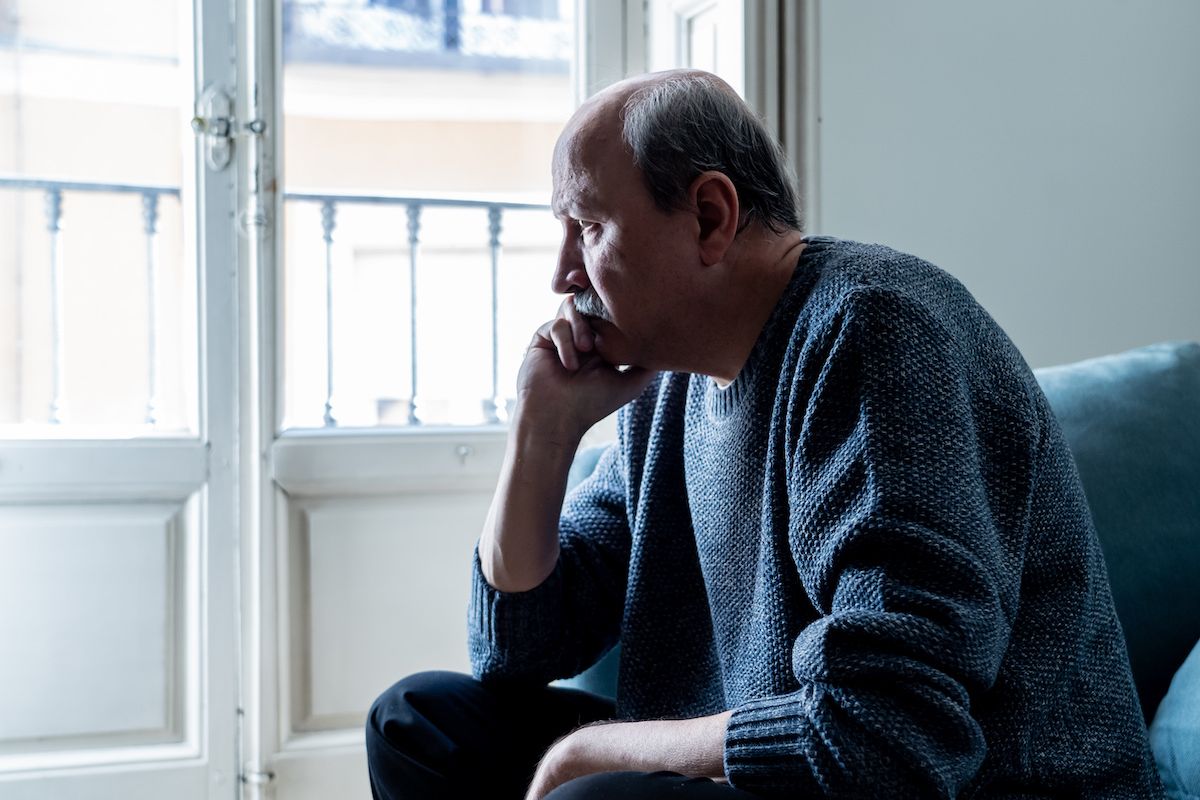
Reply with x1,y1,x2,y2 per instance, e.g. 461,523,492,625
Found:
550,119,692,369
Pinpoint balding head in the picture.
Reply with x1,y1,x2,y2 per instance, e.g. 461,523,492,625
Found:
554,70,801,237
568,69,720,131
551,73,679,216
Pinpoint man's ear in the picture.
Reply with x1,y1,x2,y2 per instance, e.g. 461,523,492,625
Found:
688,171,739,266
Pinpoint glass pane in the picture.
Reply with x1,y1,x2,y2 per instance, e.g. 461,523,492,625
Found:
0,0,197,436
281,0,574,429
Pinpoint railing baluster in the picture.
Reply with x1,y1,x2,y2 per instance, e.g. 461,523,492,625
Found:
273,190,552,430
2,177,179,429
484,206,503,423
142,191,160,425
406,203,422,425
321,200,337,427
44,189,64,424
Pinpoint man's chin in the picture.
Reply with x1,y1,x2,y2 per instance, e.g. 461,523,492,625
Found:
590,324,644,371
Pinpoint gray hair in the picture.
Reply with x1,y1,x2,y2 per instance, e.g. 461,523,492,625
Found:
620,74,801,235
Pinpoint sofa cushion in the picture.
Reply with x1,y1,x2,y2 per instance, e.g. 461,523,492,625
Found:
1036,341,1200,721
1149,636,1200,800
566,444,608,491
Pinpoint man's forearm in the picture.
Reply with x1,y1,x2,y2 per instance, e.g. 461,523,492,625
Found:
569,712,732,777
526,711,734,799
478,407,579,593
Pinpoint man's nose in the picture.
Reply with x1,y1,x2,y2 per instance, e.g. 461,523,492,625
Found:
551,230,589,296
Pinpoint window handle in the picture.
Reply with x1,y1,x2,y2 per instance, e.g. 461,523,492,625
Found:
191,86,267,172
192,85,235,171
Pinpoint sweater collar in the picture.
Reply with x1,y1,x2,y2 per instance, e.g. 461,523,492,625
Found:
703,236,831,419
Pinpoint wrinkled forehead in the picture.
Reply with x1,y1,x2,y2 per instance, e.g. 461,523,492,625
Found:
550,130,587,200
551,134,595,212
551,112,629,216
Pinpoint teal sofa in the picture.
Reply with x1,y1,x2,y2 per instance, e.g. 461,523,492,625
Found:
558,341,1200,795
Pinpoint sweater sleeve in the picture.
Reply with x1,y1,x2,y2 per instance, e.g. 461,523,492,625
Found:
468,440,632,687
725,288,1031,797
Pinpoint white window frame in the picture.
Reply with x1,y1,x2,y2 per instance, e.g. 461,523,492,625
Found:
0,0,242,795
236,2,643,796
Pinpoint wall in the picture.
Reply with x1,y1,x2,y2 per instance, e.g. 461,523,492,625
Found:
813,0,1200,368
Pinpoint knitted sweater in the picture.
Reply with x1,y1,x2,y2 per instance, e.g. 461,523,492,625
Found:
468,236,1164,798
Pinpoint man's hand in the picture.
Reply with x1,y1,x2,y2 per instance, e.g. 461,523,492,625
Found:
515,295,655,444
524,733,589,800
523,711,734,800
479,295,655,593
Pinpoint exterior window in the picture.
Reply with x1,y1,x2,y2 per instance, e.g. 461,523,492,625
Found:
0,0,196,434
281,0,574,429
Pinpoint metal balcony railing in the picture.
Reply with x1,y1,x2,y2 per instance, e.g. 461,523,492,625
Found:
0,176,181,426
0,176,552,429
287,190,551,427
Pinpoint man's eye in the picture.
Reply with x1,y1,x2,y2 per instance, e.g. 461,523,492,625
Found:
579,221,600,237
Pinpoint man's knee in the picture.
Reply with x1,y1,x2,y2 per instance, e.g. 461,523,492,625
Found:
369,670,478,714
366,671,500,798
365,671,478,756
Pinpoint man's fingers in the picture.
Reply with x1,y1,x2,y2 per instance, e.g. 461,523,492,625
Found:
562,295,595,353
546,318,580,371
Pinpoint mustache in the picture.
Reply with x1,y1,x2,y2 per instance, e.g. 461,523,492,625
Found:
572,287,612,322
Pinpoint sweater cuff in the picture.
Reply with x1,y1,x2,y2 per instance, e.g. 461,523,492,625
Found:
724,689,815,794
468,546,564,679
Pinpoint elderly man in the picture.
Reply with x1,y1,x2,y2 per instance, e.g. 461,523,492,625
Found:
365,70,1163,799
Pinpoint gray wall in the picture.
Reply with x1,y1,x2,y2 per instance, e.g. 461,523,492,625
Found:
813,0,1200,368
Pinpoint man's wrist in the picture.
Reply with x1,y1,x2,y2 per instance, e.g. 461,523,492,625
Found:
507,401,585,458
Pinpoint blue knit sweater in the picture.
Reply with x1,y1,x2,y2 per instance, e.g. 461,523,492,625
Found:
468,237,1164,798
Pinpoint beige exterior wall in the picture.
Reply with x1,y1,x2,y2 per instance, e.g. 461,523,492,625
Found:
284,117,561,194
13,0,179,60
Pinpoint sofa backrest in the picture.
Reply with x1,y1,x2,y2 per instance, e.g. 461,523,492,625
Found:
1036,340,1200,721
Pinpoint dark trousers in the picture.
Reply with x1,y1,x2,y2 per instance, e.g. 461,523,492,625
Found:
365,671,760,799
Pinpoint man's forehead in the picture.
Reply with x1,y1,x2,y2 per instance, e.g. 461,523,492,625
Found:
551,127,617,216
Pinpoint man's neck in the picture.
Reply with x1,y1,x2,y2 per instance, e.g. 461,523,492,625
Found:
698,231,807,387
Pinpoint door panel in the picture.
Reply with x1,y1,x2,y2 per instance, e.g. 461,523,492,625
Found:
255,2,641,796
0,500,191,749
288,489,491,732
0,0,240,796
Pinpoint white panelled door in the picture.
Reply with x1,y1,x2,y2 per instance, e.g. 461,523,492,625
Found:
250,2,642,798
0,0,240,797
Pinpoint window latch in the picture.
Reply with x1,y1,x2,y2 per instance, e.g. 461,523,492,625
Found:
191,87,267,172
191,86,235,171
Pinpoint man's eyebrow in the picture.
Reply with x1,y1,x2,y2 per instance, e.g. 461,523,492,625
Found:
552,191,598,221
559,201,599,221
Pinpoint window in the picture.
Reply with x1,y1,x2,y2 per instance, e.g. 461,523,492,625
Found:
281,0,575,428
0,0,197,435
